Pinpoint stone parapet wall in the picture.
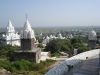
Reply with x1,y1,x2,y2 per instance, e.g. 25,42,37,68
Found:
66,49,99,66
45,49,99,75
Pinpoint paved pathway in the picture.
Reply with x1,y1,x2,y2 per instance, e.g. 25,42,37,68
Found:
66,55,99,75
47,56,68,69
47,61,62,69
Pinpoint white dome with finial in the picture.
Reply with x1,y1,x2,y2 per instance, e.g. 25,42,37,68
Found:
20,15,36,40
88,29,97,40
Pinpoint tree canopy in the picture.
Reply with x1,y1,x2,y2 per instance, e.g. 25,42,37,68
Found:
78,47,91,53
45,37,91,56
71,38,82,44
45,39,73,54
0,44,19,59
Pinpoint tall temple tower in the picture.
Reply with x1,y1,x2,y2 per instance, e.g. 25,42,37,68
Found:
0,20,20,46
88,29,97,48
6,20,15,36
14,16,41,63
20,16,36,50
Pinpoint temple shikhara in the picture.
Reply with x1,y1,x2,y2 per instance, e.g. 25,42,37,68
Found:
0,20,20,46
14,16,41,63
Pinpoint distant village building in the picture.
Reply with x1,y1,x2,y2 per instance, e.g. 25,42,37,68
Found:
14,16,41,63
0,20,20,46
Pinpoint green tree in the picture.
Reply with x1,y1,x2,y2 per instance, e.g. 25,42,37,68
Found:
78,47,91,53
38,44,44,48
0,44,19,59
71,38,81,44
45,39,73,54
73,43,84,48
6,50,14,61
61,45,70,52
36,37,43,43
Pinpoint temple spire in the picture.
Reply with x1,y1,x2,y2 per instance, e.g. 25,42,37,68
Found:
8,20,13,27
92,25,93,30
26,14,28,20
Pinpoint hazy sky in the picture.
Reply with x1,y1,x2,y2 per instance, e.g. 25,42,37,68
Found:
0,0,100,27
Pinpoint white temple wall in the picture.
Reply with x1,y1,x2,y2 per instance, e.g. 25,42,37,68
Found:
45,49,99,75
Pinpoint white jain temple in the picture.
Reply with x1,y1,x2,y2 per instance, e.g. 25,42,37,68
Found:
0,20,20,46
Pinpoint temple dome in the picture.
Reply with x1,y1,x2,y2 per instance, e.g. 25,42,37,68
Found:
50,35,53,39
42,36,50,45
23,20,32,31
58,33,62,38
46,36,50,40
20,16,35,40
88,29,97,40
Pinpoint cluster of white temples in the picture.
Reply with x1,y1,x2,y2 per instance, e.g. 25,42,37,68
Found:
0,16,99,49
0,16,36,46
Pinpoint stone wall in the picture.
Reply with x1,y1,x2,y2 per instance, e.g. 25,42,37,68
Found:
45,49,99,75
88,40,96,48
21,38,34,50
14,48,41,63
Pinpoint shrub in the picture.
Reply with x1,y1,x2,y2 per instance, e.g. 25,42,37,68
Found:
0,59,56,74
78,47,91,53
